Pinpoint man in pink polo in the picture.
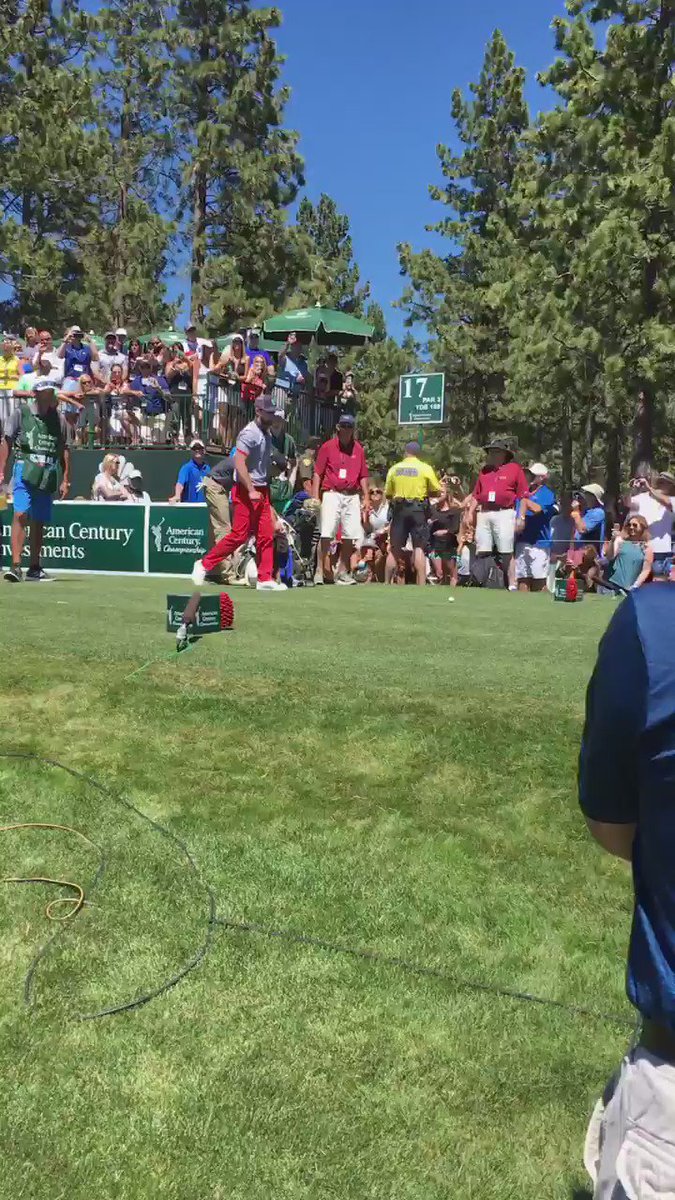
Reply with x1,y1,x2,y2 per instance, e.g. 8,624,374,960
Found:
467,438,528,589
312,414,369,585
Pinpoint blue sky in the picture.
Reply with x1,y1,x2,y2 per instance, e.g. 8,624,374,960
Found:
270,0,569,341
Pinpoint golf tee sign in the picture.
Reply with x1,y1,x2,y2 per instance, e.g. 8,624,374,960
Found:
398,372,445,426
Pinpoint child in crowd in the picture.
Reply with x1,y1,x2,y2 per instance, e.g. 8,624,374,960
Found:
457,504,475,586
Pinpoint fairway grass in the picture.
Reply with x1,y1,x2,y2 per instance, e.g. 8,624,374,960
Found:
0,579,631,1199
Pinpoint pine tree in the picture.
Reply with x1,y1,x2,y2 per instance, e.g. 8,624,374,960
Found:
77,0,176,329
398,30,530,444
0,0,104,328
294,193,370,313
171,1,304,333
507,0,675,489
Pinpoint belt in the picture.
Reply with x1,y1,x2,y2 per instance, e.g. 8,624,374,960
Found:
640,1018,675,1064
479,504,514,512
392,497,426,506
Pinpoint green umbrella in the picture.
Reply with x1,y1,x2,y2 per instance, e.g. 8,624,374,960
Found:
262,305,375,347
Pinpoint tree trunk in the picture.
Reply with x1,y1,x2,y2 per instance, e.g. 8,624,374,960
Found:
561,399,573,495
631,388,655,477
605,422,622,513
191,163,207,325
580,395,596,482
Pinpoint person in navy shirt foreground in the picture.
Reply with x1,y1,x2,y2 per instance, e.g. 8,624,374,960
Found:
579,585,675,1194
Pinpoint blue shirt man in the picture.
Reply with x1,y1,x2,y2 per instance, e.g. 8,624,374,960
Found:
173,440,211,503
573,484,606,547
520,476,557,548
579,586,675,1191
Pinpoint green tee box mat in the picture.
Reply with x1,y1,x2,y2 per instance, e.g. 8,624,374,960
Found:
166,593,234,633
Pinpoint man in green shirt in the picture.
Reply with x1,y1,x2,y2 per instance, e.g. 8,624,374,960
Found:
0,379,70,582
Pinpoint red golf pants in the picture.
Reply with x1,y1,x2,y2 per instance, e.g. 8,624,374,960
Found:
201,484,274,582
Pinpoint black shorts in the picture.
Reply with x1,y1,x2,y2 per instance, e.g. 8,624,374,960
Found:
390,501,429,552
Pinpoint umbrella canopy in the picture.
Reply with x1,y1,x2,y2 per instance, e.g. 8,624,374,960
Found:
262,305,375,347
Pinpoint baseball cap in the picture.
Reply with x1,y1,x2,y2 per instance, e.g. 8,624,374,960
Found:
104,330,117,339
249,328,261,337
255,393,276,415
405,441,421,455
656,470,675,487
528,462,548,476
273,408,286,419
337,413,355,427
190,438,205,449
115,327,128,338
186,320,197,331
34,378,56,392
581,482,605,502
70,325,83,334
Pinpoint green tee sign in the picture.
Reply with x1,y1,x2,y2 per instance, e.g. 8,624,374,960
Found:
398,372,445,425
148,504,209,575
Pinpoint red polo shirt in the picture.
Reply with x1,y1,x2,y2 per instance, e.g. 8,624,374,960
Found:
315,436,368,494
473,461,529,509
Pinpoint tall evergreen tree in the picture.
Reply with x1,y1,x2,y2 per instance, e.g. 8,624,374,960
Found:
77,0,176,329
171,1,304,332
294,193,370,313
398,30,530,443
0,0,104,328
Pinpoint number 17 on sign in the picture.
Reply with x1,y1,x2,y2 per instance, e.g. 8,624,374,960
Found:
398,372,445,426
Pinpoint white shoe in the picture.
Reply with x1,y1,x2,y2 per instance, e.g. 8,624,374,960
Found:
256,580,288,591
335,572,355,586
508,584,518,592
191,559,207,585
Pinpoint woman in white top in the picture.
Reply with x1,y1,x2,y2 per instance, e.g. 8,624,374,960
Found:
356,480,390,582
92,453,131,501
630,472,675,580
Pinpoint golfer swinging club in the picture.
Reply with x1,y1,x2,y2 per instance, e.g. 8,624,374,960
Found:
191,393,287,591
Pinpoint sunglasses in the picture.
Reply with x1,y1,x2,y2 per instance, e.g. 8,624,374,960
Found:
369,489,382,495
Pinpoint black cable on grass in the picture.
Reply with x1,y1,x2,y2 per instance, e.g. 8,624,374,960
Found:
2,753,634,1029
0,752,217,1021
215,917,634,1029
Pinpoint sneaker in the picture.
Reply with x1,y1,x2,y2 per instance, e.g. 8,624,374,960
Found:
256,580,288,592
191,559,207,586
4,564,23,583
335,572,356,586
25,567,54,582
508,584,518,592
313,571,324,586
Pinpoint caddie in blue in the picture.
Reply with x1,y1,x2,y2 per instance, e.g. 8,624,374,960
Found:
579,585,675,1194
0,378,70,582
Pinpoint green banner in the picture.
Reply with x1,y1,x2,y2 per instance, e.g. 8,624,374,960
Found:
148,504,209,576
166,593,222,632
0,502,145,572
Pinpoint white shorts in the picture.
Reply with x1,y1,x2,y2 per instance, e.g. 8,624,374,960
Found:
584,1048,675,1198
475,509,516,555
320,491,363,542
458,546,472,577
515,543,550,581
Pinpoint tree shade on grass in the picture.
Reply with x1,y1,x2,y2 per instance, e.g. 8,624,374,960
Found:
0,577,633,1199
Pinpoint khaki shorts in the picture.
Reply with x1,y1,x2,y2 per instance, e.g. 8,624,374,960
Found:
320,490,363,542
475,508,515,555
584,1048,675,1198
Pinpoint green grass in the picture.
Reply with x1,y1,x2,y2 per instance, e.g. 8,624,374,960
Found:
0,578,632,1199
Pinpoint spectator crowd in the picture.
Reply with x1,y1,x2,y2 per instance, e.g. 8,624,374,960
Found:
0,323,359,451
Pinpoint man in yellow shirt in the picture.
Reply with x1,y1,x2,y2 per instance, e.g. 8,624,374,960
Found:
384,441,441,585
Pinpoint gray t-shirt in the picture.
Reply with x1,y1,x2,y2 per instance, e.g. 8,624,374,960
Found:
236,419,271,487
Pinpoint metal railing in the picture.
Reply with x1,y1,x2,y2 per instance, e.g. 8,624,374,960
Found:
0,378,341,451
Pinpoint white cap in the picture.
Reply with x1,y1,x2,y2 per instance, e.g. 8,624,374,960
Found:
528,462,548,477
273,408,286,419
582,482,605,502
70,325,83,334
190,437,205,449
115,327,128,337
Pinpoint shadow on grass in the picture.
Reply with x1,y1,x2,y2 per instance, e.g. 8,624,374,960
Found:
571,1190,592,1200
